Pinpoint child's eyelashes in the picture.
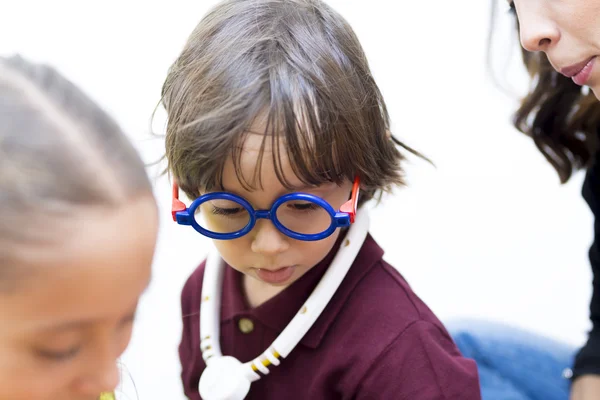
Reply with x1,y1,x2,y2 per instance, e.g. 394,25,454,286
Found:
286,202,319,212
36,345,81,363
210,202,319,216
211,206,244,216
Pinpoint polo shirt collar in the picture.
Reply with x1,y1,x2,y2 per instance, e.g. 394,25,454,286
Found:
220,233,384,349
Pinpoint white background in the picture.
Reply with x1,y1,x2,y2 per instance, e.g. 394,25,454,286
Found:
1,1,595,398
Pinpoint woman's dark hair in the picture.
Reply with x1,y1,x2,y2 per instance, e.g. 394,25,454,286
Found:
492,3,599,183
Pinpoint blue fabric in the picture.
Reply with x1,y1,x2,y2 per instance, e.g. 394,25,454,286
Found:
448,320,576,400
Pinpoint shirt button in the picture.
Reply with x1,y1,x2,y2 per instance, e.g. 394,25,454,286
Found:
562,368,573,379
238,318,255,334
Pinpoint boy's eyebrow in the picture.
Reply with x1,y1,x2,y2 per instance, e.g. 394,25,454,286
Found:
293,184,334,192
220,182,336,196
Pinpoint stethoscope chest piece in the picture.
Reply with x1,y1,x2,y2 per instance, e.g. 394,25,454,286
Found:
199,356,252,400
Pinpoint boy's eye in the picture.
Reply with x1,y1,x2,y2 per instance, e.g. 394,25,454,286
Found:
211,206,244,216
288,202,318,211
36,346,81,362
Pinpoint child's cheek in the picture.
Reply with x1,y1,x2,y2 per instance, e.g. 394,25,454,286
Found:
212,239,249,273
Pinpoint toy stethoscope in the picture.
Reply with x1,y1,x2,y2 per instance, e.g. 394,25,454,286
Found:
197,210,370,400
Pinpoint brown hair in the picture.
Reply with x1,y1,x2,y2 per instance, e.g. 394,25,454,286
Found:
161,0,422,205
0,55,153,289
496,5,599,183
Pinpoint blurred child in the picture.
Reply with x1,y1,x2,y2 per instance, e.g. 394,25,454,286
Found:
0,55,158,400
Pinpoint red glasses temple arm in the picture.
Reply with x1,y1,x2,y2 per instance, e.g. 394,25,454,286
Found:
339,176,360,223
171,183,187,221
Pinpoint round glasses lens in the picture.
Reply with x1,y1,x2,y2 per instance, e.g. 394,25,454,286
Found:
195,198,251,235
275,199,332,235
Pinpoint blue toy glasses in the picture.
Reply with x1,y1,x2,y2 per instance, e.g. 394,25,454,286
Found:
171,177,360,241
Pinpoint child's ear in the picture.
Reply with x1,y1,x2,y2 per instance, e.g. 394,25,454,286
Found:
385,129,392,139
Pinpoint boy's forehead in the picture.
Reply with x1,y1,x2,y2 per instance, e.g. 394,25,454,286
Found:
225,133,304,191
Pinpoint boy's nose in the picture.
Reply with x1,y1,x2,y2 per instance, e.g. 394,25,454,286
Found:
251,219,290,256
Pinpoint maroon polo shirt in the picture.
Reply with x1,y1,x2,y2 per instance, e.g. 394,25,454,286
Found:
179,235,481,399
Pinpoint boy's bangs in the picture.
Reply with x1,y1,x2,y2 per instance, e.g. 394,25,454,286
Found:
228,71,354,192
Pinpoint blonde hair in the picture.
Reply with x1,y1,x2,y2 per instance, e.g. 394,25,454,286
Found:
0,55,152,289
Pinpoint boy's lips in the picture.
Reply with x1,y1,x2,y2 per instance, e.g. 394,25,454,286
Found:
255,266,296,284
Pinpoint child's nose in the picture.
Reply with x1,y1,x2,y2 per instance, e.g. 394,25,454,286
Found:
72,331,130,396
73,357,120,396
250,219,290,256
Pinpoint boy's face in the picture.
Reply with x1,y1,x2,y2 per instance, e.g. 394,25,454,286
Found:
209,128,352,290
